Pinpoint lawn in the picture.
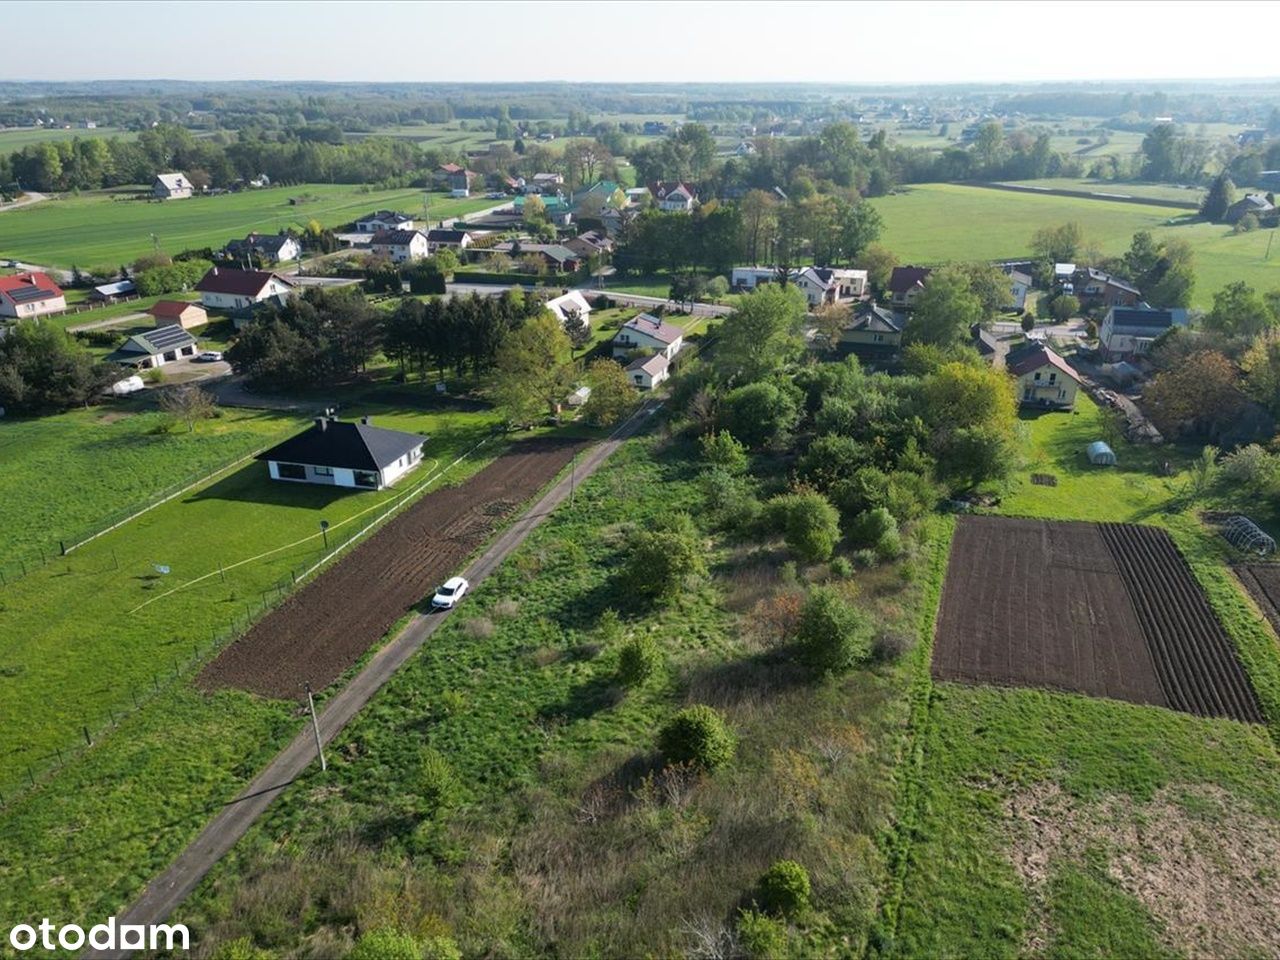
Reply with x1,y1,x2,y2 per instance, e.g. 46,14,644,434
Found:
0,125,135,152
0,185,496,269
1008,177,1206,205
872,183,1280,308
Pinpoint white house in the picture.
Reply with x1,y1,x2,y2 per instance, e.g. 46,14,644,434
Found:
1006,343,1081,410
731,266,784,291
1004,268,1032,311
105,324,199,369
1098,306,1188,362
371,229,429,263
225,232,302,265
545,291,593,327
153,172,193,200
355,210,417,234
194,267,295,310
612,313,684,359
256,416,428,490
625,352,671,390
650,181,697,212
424,229,473,253
0,272,67,319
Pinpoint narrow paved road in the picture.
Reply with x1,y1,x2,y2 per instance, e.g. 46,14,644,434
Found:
84,400,660,959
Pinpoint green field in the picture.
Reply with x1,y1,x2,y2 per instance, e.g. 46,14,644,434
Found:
872,183,1280,307
0,125,135,152
0,185,496,269
1007,177,1206,204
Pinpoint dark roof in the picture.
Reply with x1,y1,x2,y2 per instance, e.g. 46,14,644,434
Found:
847,303,902,333
195,267,292,297
358,210,413,224
111,325,197,358
228,232,296,256
256,419,427,471
425,229,470,243
372,229,425,246
1006,343,1079,381
888,265,931,294
619,313,684,345
0,271,63,302
1108,307,1176,331
971,324,999,355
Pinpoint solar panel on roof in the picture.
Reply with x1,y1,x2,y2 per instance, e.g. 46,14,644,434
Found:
8,285,55,303
144,325,195,350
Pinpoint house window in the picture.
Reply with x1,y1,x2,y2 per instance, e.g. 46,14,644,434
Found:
354,470,379,488
277,462,306,480
1033,372,1041,381
873,334,884,343
312,466,334,477
1048,372,1057,383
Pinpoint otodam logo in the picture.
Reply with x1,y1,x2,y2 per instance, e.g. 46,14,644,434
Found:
7,918,190,953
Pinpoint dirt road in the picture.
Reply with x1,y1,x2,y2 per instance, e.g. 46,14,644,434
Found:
84,401,659,958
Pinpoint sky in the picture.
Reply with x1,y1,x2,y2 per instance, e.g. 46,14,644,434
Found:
11,0,1280,86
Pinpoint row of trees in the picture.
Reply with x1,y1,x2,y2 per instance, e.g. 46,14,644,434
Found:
0,322,116,413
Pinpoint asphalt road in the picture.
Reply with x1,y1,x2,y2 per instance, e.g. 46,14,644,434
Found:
83,399,659,959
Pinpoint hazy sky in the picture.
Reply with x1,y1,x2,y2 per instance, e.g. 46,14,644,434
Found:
12,0,1280,85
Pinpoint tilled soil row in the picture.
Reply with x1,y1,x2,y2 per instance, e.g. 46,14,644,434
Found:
198,436,589,699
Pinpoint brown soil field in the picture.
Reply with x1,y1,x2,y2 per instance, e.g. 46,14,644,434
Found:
934,516,1262,723
198,436,589,699
1235,564,1280,638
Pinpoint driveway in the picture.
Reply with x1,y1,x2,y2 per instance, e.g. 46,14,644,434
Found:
157,357,231,386
0,190,47,213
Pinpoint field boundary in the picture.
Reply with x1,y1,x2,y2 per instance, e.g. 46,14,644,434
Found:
964,180,1201,211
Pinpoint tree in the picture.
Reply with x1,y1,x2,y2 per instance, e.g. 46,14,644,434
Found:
721,381,801,450
1221,444,1280,495
856,243,899,295
757,860,812,919
904,265,984,347
737,188,778,264
767,490,842,562
699,430,749,474
581,357,634,427
812,303,850,353
624,512,707,599
1201,173,1236,222
158,384,216,433
795,586,873,672
1241,329,1280,417
658,705,736,771
522,193,547,226
1049,294,1080,322
954,261,1013,318
1029,222,1085,267
0,321,116,413
1021,313,1036,333
1204,281,1276,339
491,312,574,425
920,360,1019,489
713,285,807,385
1144,350,1245,440
617,634,662,687
562,308,591,356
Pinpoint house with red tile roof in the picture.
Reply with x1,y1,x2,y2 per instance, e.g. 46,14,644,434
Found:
887,265,932,309
0,272,66,319
194,267,294,310
1006,342,1081,409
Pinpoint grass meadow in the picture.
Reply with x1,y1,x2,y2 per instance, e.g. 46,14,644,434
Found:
0,185,495,268
0,126,135,152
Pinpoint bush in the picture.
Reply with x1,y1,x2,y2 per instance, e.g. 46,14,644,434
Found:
617,633,661,686
873,628,914,662
795,586,874,671
658,705,736,770
347,930,422,960
699,430,749,473
209,938,271,960
422,936,463,960
768,491,841,562
849,506,901,559
757,859,811,918
418,748,461,814
624,513,707,599
700,468,763,533
829,556,854,578
736,909,788,959
721,381,800,450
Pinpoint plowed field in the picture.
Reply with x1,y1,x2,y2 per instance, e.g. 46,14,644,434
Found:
1236,564,1280,638
198,436,589,699
934,516,1262,723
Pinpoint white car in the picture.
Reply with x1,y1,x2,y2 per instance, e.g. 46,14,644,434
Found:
486,191,505,199
196,350,224,362
431,576,469,610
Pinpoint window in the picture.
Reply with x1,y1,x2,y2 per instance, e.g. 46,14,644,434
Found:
873,334,884,343
1033,372,1041,381
354,470,378,488
1048,372,1057,383
277,462,306,480
313,466,333,477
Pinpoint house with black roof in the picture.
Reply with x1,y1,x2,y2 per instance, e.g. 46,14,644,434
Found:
838,302,905,365
1099,306,1189,362
256,415,427,490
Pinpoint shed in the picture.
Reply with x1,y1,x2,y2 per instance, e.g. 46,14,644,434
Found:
1086,441,1117,466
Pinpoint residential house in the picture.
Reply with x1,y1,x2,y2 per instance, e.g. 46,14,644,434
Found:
256,415,427,490
371,229,429,263
795,266,869,306
529,172,564,193
1006,342,1081,410
971,324,1001,365
147,299,208,330
612,313,684,359
355,210,417,234
1098,306,1186,362
1072,267,1140,309
887,265,931,309
105,324,199,369
492,242,582,273
446,167,477,197
152,172,193,200
0,272,66,319
839,303,903,364
1054,262,1076,290
1223,193,1276,224
1003,267,1032,311
649,181,698,212
731,266,784,291
194,267,295,311
424,229,473,253
225,232,302,265
90,279,136,302
626,352,671,390
734,140,757,156
545,290,593,328
564,231,613,260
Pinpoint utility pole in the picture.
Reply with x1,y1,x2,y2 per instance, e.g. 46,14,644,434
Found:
305,681,326,772
570,450,577,507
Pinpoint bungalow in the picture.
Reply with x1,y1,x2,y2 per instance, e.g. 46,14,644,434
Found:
256,415,427,490
1098,305,1186,362
424,228,473,253
225,232,302,265
731,266,785,291
147,299,208,330
626,352,671,390
839,303,903,364
90,279,137,302
649,181,698,212
1003,268,1032,311
355,210,417,234
1006,342,1081,410
153,172,193,200
492,242,582,272
795,266,869,307
545,290,593,328
612,313,684,359
1223,193,1276,224
1072,267,1140,309
371,229,429,263
105,324,199,369
194,267,295,310
0,272,66,319
887,265,931,309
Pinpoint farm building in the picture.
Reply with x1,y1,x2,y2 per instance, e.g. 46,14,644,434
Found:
90,279,136,302
1098,306,1188,362
147,300,208,329
256,416,427,490
0,272,67,319
195,267,294,311
544,291,593,328
152,172,193,200
355,210,417,233
1006,342,1081,409
612,313,683,359
626,352,671,390
1223,193,1276,224
371,229,429,263
105,325,199,369
1087,441,1117,466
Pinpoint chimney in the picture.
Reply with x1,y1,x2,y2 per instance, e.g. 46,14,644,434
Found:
315,417,327,432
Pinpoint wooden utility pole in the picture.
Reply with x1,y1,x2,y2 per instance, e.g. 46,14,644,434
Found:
305,682,326,772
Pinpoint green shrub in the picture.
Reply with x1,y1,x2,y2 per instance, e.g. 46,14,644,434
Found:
596,608,624,646
795,585,873,672
209,938,271,960
422,935,463,960
347,929,421,960
700,468,763,533
757,859,811,918
617,633,661,687
658,705,736,770
623,513,706,599
768,491,841,562
850,506,901,560
875,524,903,561
829,556,853,578
418,748,461,814
699,430,749,474
737,909,789,959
